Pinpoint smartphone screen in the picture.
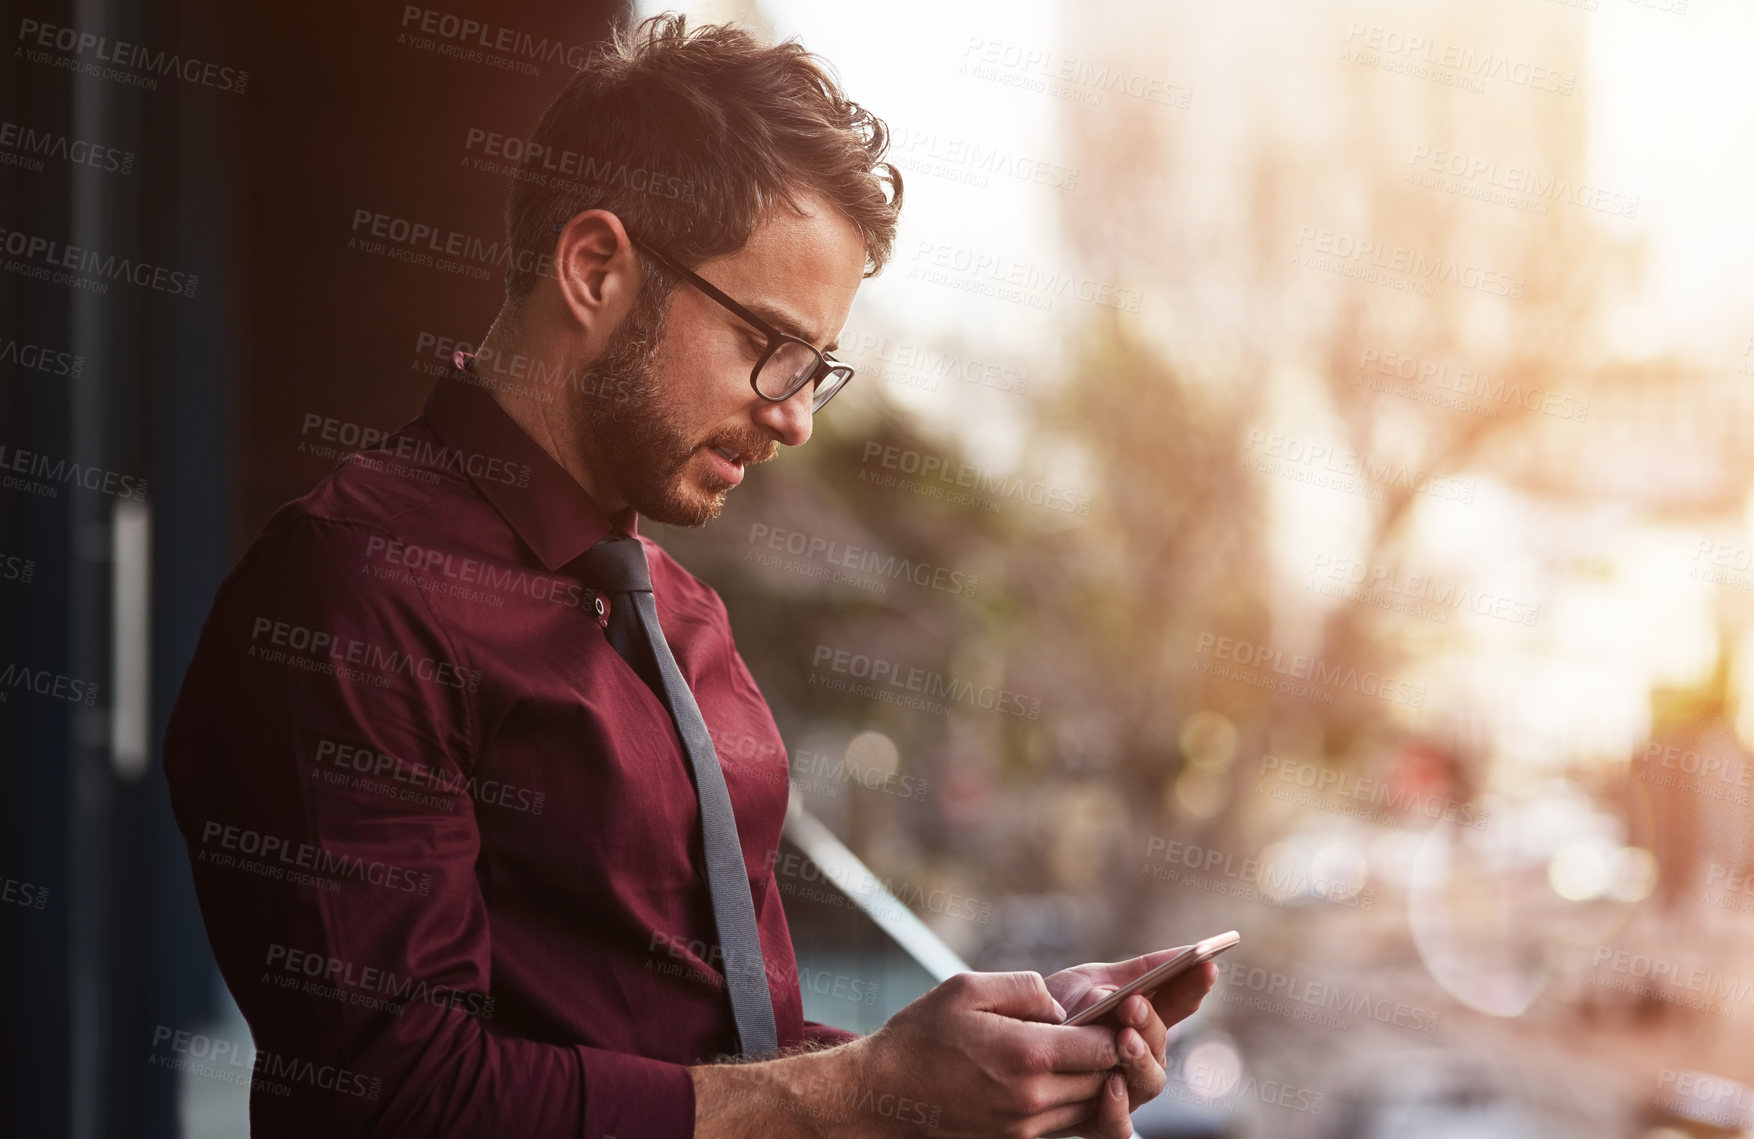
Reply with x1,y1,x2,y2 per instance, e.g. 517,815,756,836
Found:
1060,930,1240,1026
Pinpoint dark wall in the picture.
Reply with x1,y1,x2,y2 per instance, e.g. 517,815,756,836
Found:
238,2,626,536
0,3,619,1135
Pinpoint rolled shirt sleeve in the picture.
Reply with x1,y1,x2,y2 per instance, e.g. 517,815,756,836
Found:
801,1022,862,1048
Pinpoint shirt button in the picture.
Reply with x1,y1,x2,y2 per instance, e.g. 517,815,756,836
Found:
594,596,607,618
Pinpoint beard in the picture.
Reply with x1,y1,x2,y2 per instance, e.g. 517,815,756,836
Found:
573,280,740,528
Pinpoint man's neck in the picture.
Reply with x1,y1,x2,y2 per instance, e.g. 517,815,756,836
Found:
476,310,627,516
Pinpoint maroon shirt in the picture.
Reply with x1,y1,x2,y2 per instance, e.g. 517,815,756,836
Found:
163,373,855,1138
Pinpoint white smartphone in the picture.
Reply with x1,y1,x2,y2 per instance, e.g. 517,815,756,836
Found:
1060,930,1240,1026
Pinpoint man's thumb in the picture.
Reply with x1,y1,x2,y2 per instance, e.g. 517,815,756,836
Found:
972,971,1065,1023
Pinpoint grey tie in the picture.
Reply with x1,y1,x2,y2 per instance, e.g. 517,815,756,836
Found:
576,534,779,1057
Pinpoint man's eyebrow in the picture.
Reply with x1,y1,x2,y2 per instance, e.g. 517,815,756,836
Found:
744,300,838,355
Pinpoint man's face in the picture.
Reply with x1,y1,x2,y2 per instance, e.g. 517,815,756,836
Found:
576,191,866,527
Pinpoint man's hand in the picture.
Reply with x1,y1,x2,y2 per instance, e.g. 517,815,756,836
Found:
693,970,1137,1139
1042,950,1220,1121
854,970,1148,1139
691,957,1216,1139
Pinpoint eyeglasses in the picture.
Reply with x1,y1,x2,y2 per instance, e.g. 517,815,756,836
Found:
551,222,855,413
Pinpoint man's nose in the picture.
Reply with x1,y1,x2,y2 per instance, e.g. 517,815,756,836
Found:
754,384,813,448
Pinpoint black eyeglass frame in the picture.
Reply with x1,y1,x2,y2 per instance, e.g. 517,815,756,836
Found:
551,221,855,413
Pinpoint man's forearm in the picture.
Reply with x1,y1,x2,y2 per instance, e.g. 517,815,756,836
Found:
692,1038,904,1139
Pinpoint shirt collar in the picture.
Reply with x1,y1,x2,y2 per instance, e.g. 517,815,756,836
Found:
423,358,640,572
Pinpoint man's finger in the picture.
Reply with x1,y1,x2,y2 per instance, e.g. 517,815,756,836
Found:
1029,1080,1125,1139
1027,1069,1109,1107
1120,993,1168,1064
1114,1024,1167,1105
1080,946,1192,987
1148,961,1218,1027
1091,1071,1135,1139
1000,1021,1121,1073
959,970,1066,1023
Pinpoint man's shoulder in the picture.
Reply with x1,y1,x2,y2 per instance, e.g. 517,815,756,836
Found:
210,430,529,630
294,430,467,533
264,427,519,564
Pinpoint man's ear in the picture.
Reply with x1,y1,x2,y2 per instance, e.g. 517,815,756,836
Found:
552,210,642,339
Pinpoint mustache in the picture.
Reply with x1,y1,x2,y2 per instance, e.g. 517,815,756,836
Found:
706,435,779,464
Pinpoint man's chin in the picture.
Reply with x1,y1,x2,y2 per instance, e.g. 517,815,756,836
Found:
631,475,731,528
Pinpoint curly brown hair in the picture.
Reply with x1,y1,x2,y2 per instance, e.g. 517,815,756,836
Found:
502,12,904,305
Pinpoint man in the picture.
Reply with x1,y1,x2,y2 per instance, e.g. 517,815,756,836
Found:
164,14,1214,1138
